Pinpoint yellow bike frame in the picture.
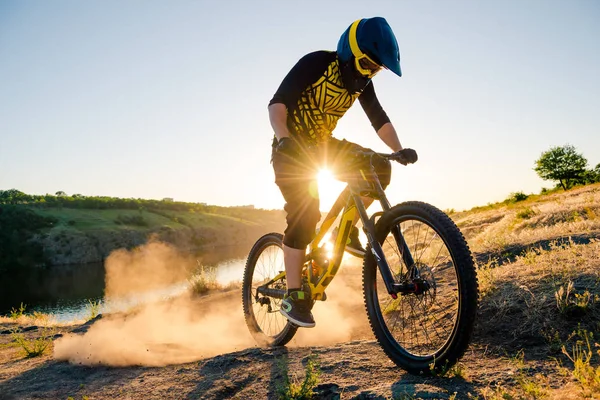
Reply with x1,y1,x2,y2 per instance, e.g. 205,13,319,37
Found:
264,187,358,302
260,151,415,302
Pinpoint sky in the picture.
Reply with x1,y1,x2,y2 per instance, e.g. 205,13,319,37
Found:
1,0,599,212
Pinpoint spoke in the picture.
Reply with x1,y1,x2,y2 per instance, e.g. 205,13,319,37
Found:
418,226,439,263
431,241,446,271
416,295,449,347
415,224,431,262
251,242,288,338
413,220,422,264
376,217,463,356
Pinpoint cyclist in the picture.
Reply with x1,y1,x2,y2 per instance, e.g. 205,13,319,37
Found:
269,17,418,328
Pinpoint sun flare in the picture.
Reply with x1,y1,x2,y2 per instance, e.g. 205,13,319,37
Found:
317,169,346,212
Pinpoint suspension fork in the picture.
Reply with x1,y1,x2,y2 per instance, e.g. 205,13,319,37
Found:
353,176,416,297
370,172,416,276
352,193,399,296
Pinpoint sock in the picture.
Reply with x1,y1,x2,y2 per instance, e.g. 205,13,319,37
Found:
287,288,301,296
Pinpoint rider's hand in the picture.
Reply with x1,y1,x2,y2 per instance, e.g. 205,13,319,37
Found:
275,137,299,159
394,148,418,165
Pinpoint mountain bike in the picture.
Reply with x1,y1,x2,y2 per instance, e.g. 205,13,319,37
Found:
242,150,479,375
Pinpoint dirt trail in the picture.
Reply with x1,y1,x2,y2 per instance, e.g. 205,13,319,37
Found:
2,219,599,398
0,261,582,400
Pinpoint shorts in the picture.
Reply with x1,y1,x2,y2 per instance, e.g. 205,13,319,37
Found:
272,137,391,250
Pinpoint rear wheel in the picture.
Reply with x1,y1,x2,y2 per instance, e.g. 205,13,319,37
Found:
242,233,297,346
363,201,478,375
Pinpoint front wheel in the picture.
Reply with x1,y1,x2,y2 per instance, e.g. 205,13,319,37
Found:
363,201,479,375
242,233,297,346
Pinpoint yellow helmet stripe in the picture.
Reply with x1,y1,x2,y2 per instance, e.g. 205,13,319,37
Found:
349,19,364,58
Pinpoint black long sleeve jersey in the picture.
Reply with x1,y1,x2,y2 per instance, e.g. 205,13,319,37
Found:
269,51,391,146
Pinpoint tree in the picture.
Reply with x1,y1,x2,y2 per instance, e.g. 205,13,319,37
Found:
534,145,588,191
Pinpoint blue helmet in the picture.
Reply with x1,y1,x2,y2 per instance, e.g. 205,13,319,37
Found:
337,17,402,77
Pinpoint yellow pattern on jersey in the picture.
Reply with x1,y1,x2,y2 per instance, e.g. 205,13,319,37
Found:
288,57,360,144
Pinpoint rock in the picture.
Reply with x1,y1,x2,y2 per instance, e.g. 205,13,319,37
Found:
21,326,38,332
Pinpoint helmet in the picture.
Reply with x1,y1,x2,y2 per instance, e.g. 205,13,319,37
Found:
337,17,402,78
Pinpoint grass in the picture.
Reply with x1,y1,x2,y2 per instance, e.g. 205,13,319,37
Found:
561,329,600,397
11,329,53,358
472,228,599,398
33,208,180,231
516,206,537,220
453,183,600,255
9,312,56,358
189,264,221,295
555,281,597,316
276,354,321,400
86,299,101,320
429,359,467,379
477,259,498,299
31,206,283,233
10,303,27,320
478,239,599,341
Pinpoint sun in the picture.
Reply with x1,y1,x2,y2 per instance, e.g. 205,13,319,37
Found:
317,169,346,211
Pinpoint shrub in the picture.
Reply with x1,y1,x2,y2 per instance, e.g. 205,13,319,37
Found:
86,299,101,320
555,281,596,316
277,355,321,400
10,303,27,320
114,214,148,227
562,329,600,396
11,320,55,358
516,207,537,219
12,331,52,357
507,191,529,203
189,265,220,295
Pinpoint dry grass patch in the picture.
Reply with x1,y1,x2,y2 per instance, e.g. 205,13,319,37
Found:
456,184,600,255
8,313,57,358
477,239,599,343
188,264,241,296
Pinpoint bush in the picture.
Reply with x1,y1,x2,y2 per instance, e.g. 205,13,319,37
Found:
516,207,537,219
507,191,529,203
189,265,220,295
277,355,321,400
114,214,147,227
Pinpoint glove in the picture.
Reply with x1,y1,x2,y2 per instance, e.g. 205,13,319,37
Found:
275,137,299,159
394,148,418,165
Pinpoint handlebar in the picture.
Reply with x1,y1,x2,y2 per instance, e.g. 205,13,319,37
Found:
352,149,418,166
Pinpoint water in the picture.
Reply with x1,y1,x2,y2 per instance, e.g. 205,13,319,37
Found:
0,247,249,323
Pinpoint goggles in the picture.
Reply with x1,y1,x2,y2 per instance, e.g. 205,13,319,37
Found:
349,20,384,78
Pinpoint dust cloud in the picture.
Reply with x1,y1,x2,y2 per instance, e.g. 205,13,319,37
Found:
54,241,255,367
53,244,372,367
103,239,193,297
292,256,373,346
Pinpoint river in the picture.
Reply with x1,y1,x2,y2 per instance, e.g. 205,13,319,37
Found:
0,245,250,323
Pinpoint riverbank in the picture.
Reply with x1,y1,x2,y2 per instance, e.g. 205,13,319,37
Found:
8,205,286,267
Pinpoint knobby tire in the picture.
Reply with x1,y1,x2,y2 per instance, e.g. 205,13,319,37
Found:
242,233,297,346
363,201,479,375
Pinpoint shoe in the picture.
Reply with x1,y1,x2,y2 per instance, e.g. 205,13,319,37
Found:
280,290,315,328
333,226,366,257
347,226,366,256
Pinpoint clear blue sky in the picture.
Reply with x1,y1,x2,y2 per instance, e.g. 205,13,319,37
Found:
1,0,599,211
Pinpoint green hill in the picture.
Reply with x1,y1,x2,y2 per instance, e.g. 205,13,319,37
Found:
0,190,286,269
